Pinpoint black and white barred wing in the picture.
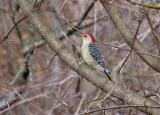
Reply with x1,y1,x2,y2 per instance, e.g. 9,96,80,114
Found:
89,43,112,81
89,43,107,69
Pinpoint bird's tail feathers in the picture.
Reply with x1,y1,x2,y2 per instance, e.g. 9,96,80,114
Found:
104,69,112,81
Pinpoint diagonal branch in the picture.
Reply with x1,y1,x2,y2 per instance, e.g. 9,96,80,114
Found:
145,11,160,53
15,0,160,114
59,0,96,40
127,0,160,10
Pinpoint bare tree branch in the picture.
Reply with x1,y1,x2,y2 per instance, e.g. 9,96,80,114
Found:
0,16,27,44
127,0,160,10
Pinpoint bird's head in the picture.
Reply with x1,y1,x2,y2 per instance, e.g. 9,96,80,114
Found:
81,33,95,44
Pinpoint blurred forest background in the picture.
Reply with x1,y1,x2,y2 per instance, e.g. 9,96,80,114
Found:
0,0,160,115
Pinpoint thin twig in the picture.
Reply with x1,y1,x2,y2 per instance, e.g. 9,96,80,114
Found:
54,8,83,34
57,1,96,40
53,92,73,113
33,0,38,9
0,91,52,114
77,0,96,27
74,93,86,115
115,17,144,80
33,54,57,71
60,0,68,10
0,16,27,44
96,40,160,58
145,11,160,53
6,102,12,115
79,105,160,115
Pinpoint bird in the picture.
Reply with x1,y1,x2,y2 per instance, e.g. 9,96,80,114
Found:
81,32,112,81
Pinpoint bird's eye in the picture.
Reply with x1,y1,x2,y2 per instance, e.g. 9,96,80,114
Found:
84,35,87,37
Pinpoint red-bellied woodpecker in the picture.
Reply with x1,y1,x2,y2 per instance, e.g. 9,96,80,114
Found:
81,33,112,81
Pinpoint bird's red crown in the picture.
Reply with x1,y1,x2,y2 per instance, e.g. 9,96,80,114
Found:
82,32,95,43
88,33,95,43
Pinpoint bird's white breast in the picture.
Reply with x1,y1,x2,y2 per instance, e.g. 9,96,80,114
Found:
81,42,97,67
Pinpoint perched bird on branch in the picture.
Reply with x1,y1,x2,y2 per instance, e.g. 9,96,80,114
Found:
81,33,112,81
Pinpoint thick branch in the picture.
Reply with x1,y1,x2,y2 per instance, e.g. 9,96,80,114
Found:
100,0,160,73
16,0,160,114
